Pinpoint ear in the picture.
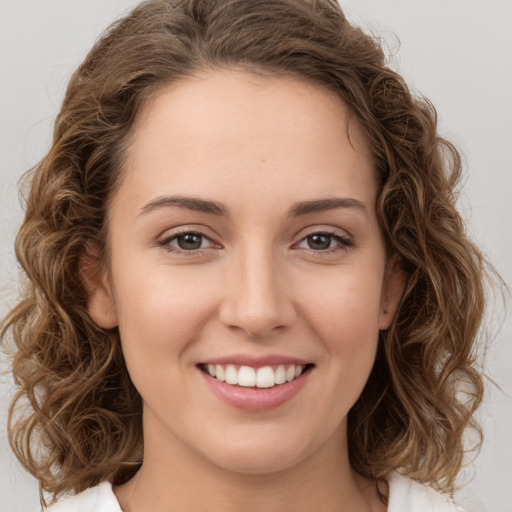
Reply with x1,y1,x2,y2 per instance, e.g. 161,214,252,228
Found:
80,249,118,329
378,254,406,331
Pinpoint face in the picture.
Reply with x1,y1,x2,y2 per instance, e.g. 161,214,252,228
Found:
87,69,403,475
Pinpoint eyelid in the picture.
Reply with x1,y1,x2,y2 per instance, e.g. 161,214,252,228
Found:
155,225,353,254
157,224,218,241
295,225,352,241
291,226,354,253
157,226,222,253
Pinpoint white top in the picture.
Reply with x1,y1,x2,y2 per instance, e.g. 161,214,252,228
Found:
44,472,463,511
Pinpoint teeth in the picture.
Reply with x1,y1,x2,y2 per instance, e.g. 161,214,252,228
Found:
238,366,256,387
275,365,286,385
215,364,225,382
256,366,275,388
204,363,308,388
225,364,238,385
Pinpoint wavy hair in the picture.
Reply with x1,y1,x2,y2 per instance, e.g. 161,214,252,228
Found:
2,0,487,502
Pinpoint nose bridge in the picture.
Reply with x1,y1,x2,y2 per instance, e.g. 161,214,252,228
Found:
219,238,293,338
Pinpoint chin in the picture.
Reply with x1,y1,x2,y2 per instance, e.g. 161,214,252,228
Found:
199,431,318,476
213,451,303,476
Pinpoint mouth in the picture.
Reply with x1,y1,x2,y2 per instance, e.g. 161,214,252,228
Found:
198,363,315,389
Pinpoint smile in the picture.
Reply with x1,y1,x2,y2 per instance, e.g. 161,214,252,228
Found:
199,363,312,389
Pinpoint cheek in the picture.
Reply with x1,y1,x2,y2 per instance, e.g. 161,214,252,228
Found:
112,266,217,371
298,266,384,371
303,268,384,334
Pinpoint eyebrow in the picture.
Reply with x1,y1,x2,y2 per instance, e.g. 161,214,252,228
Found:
140,195,367,217
287,197,367,217
140,195,228,216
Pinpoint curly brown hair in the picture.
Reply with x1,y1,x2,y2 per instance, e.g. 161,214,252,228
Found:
2,0,487,503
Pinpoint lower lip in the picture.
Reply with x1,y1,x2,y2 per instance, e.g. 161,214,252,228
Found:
199,367,312,412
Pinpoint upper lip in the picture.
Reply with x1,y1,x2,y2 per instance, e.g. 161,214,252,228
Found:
200,354,312,368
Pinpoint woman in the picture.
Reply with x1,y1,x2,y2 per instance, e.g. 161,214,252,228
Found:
2,0,487,510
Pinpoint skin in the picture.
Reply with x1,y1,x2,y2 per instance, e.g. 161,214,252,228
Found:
86,69,404,512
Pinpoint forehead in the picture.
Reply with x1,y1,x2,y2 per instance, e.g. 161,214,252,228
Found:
118,69,377,210
130,69,371,158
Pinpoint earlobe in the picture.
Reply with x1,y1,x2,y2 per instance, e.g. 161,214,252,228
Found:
378,254,406,331
80,250,118,329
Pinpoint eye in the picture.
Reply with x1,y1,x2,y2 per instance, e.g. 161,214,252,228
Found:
158,231,217,252
295,231,352,252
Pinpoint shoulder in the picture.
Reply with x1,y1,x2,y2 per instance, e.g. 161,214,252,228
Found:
43,481,121,512
387,472,464,512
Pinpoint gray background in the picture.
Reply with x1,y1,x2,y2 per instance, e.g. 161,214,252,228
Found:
1,1,511,510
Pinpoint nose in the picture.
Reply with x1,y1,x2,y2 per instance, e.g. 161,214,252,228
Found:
218,245,296,339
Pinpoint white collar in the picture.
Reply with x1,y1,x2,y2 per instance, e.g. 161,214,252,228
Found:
45,472,462,512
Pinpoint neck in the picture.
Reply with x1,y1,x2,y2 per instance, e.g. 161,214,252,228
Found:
114,417,385,512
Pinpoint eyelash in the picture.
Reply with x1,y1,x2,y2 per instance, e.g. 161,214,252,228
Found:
157,230,353,255
294,231,353,254
157,230,217,254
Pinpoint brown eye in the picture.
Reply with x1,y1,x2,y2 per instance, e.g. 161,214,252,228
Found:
307,234,332,250
176,233,204,250
295,231,353,253
158,231,216,252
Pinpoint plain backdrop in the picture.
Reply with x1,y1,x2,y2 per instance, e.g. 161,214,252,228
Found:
1,1,511,511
